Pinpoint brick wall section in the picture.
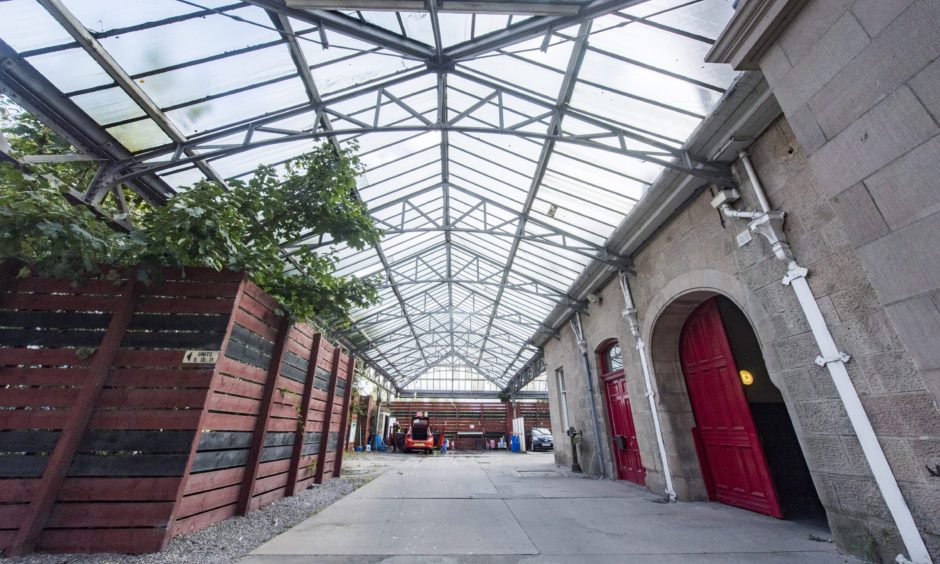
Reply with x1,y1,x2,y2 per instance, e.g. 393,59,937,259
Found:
544,117,940,559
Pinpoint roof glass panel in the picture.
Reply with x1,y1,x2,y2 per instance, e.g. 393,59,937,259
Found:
96,8,282,75
0,1,739,393
27,48,111,93
0,0,74,52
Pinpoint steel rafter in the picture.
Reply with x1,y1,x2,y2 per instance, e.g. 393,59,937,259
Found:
474,18,592,367
97,123,731,188
443,0,646,61
36,0,236,203
245,0,435,59
5,0,744,394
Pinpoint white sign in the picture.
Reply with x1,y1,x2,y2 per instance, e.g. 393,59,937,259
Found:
183,350,220,364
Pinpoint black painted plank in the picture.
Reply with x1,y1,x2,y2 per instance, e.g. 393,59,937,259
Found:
0,311,111,329
230,324,274,355
0,454,48,477
122,330,226,349
280,351,308,383
78,430,195,453
128,313,229,332
0,430,60,453
224,338,271,370
263,432,295,448
313,367,331,391
303,432,321,446
0,328,106,347
197,431,253,452
190,448,249,473
260,444,293,462
68,453,189,477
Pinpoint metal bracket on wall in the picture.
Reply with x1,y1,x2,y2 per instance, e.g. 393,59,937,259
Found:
815,352,851,367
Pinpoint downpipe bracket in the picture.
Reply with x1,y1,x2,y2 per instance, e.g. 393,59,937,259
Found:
815,352,852,367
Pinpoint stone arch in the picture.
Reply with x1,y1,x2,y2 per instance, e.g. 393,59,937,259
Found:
638,269,784,501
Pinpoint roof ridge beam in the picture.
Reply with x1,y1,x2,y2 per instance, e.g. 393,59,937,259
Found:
246,0,435,59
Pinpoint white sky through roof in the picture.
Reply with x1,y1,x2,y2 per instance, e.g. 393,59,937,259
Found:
0,0,738,392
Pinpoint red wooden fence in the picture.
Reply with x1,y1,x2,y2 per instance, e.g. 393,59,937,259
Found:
388,401,551,449
0,268,355,555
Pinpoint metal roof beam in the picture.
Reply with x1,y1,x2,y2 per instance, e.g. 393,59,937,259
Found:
475,19,591,365
246,0,435,59
0,40,170,203
443,0,645,61
37,0,234,203
287,1,582,16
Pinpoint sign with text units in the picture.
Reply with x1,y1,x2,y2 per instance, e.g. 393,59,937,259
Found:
183,350,220,364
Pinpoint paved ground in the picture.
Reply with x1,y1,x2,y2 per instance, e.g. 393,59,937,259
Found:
244,451,853,563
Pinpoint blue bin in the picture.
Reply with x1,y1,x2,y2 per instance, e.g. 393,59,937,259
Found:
510,435,521,452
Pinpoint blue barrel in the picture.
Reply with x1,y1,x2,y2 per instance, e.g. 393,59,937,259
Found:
510,435,521,452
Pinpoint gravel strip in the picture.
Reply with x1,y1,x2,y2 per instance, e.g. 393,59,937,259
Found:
2,453,401,564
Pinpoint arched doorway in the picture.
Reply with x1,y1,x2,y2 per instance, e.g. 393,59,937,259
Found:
679,296,823,520
597,340,645,485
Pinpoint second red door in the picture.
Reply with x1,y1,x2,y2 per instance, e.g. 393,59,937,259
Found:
604,373,646,484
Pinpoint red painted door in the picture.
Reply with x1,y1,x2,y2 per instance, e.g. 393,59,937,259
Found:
604,372,646,485
680,298,782,517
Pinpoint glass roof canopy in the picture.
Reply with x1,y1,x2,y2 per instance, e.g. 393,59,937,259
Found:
0,0,738,394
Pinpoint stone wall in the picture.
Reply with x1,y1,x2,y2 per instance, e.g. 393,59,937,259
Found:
544,278,627,479
749,2,940,558
544,115,940,560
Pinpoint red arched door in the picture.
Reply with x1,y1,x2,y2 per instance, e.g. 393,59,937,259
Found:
680,298,782,517
599,341,645,485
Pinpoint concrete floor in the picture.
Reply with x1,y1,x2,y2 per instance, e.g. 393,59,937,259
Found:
244,451,853,563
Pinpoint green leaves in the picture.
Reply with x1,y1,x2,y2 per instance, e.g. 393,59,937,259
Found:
0,116,381,323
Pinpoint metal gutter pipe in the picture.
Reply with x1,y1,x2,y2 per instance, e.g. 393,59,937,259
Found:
619,272,677,501
570,312,606,478
732,151,931,564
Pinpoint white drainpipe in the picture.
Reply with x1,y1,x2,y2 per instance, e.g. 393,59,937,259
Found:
722,151,931,564
619,272,677,501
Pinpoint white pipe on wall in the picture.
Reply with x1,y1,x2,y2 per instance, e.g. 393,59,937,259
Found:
739,150,771,213
736,152,932,564
619,273,677,501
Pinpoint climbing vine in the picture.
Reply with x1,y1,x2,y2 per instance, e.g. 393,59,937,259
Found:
0,97,382,322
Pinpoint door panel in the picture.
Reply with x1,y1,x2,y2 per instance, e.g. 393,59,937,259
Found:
604,372,645,485
680,298,782,517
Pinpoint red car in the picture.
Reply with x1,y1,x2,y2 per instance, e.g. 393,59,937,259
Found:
403,413,435,454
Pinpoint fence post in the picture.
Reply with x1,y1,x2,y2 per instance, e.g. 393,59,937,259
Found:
236,316,291,516
333,353,356,478
161,274,248,547
10,275,139,555
286,332,322,496
314,348,341,484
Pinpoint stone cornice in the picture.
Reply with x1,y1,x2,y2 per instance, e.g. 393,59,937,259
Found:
706,0,807,70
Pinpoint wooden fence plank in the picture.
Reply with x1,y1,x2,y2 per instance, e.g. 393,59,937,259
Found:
236,316,291,516
286,333,321,496
10,277,140,556
161,275,247,550
314,349,341,485
333,353,355,478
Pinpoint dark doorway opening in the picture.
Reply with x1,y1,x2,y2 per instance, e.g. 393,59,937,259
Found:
715,297,826,523
679,296,824,522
